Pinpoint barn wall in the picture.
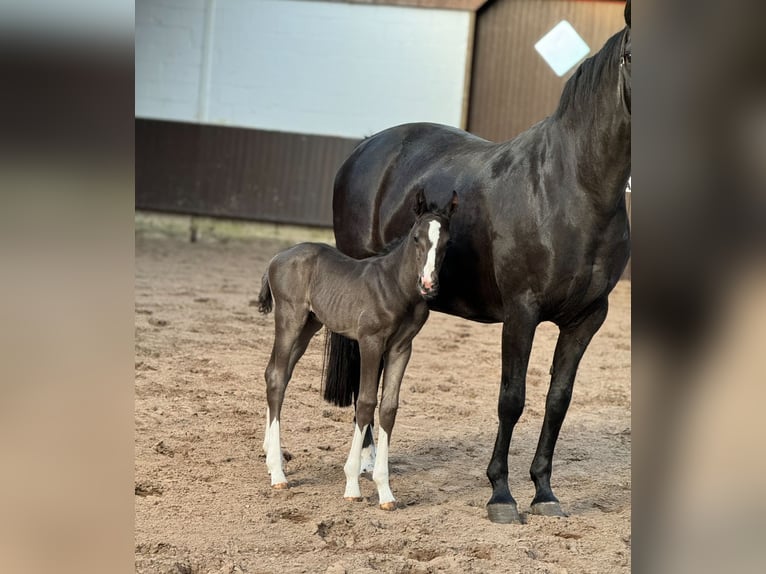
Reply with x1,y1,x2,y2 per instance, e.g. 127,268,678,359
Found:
135,118,359,227
135,0,471,139
136,0,473,225
468,0,626,141
136,0,630,232
135,0,208,123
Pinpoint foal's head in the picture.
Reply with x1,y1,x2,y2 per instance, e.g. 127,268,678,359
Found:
408,188,458,299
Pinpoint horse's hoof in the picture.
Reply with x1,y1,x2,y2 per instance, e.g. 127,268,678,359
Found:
379,501,397,511
272,482,289,490
487,503,521,524
530,501,567,517
344,496,364,502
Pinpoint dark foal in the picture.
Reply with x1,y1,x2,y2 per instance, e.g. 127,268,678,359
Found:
258,189,457,509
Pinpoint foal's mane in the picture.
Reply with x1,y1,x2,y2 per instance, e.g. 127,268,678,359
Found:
553,28,625,122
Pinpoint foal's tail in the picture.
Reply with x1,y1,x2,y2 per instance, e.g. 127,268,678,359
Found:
322,332,360,407
257,271,273,314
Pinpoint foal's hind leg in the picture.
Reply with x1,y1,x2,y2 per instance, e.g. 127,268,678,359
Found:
529,299,608,516
264,306,320,488
359,427,377,475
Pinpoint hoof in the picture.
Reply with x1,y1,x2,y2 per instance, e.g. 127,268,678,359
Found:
272,482,289,490
531,501,567,517
487,503,521,524
379,501,397,511
344,496,364,502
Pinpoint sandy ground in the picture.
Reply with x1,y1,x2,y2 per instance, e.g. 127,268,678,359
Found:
135,222,631,574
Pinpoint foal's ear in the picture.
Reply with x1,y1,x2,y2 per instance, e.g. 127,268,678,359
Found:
413,187,428,216
624,0,630,28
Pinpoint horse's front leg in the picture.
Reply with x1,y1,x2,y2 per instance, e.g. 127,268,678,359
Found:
530,299,608,516
373,343,412,510
343,337,383,501
487,306,537,524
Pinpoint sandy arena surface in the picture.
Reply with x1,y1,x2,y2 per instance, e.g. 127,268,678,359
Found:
135,224,630,574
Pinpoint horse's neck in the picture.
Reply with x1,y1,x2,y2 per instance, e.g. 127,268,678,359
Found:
570,115,630,211
552,31,631,210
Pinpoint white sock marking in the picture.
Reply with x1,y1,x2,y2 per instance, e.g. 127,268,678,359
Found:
265,417,287,486
421,220,441,285
343,424,368,499
262,407,270,453
373,427,395,505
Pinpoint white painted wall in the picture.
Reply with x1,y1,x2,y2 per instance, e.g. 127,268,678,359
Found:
136,0,208,122
135,0,472,139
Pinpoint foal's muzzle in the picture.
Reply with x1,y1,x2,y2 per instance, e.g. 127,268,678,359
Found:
418,279,438,299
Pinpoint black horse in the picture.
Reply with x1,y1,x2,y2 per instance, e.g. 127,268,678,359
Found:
324,2,631,523
258,189,457,509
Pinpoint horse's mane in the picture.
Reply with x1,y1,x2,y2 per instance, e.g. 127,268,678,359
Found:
553,29,625,122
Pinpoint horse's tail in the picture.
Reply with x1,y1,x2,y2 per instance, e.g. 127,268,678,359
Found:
257,271,273,314
322,331,360,407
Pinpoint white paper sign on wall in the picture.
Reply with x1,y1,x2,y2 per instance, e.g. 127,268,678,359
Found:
534,20,590,77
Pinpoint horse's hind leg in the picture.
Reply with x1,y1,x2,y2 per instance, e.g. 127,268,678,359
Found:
263,305,317,488
373,344,412,510
529,299,608,517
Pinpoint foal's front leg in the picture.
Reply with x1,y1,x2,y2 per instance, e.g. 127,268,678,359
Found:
373,343,412,510
343,337,383,501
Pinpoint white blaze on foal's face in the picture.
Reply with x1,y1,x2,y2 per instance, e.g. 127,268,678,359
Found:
420,220,441,289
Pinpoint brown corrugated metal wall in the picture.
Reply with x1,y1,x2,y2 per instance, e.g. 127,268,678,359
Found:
468,0,625,141
135,119,360,227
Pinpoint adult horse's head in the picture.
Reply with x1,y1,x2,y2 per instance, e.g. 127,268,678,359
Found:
409,188,458,300
619,0,632,116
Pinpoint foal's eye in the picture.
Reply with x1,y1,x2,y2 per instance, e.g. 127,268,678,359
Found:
413,236,419,244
